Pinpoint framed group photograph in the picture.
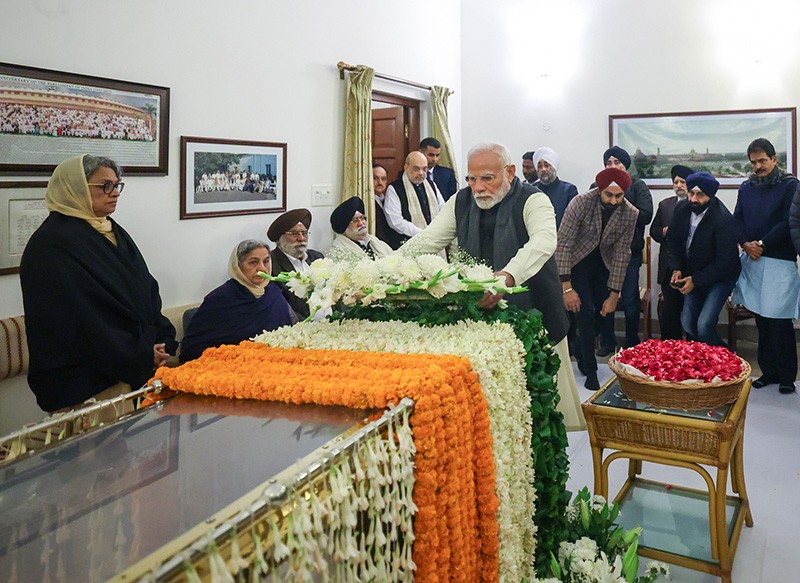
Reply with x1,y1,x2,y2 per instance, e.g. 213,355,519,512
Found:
0,181,48,275
610,107,797,189
180,136,287,220
0,62,169,175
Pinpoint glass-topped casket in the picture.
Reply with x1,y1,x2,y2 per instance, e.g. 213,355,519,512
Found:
0,385,413,582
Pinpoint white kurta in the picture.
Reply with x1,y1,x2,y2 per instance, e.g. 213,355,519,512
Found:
733,253,800,319
327,233,393,261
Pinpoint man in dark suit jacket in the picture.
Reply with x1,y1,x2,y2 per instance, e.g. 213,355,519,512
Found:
267,208,324,319
650,164,693,339
372,163,403,249
666,172,740,347
420,137,458,201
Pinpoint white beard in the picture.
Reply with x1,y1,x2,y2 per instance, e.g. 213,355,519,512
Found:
475,197,499,210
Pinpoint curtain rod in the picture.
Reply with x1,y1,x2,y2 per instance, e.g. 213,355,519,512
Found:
337,61,454,95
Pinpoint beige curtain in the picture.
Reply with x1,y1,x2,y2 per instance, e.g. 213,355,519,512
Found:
430,85,459,189
341,65,376,233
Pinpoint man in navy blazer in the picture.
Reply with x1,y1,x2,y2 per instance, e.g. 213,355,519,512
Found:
666,172,740,347
420,137,458,201
650,164,693,339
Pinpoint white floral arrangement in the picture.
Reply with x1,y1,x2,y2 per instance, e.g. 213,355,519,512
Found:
536,490,670,583
254,318,537,581
536,537,669,583
259,253,525,319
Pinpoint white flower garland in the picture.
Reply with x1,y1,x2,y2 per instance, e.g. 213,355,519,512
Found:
184,407,416,583
254,318,537,581
261,253,522,319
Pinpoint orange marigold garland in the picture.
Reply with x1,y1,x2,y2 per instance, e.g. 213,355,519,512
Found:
153,341,499,582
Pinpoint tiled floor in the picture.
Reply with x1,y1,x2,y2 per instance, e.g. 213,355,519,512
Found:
567,341,800,582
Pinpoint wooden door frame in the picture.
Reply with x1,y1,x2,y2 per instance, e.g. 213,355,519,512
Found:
372,91,421,157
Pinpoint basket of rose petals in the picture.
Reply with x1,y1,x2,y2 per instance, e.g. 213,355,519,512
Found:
608,339,751,409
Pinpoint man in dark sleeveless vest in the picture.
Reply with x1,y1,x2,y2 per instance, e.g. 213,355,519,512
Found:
403,142,584,431
384,151,445,247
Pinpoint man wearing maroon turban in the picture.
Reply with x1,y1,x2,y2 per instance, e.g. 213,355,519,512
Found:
556,168,639,390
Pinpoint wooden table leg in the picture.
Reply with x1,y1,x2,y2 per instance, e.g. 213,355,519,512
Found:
732,431,754,527
715,465,732,579
591,445,606,498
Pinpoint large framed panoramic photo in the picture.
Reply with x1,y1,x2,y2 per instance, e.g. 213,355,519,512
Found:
610,107,796,189
0,62,169,175
180,136,287,220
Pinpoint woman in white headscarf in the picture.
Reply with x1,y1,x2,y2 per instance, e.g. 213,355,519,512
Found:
179,240,294,362
20,155,177,412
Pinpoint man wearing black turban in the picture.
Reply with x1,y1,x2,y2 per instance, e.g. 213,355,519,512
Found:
666,172,740,347
650,164,693,339
327,197,393,261
595,146,653,355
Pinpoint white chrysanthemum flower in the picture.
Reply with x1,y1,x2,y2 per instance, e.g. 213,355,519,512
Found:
285,276,310,299
573,536,599,561
565,503,580,522
461,263,495,281
305,258,335,286
349,259,381,290
415,253,449,278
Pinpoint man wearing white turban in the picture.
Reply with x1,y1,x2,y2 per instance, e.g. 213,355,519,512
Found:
533,147,578,228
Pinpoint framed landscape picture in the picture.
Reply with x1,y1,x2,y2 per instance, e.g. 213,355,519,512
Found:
180,136,287,219
609,107,796,189
0,62,169,175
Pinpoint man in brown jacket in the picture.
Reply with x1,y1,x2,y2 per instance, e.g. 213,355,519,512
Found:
556,167,639,389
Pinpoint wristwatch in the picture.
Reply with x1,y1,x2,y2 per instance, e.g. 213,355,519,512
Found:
757,240,765,249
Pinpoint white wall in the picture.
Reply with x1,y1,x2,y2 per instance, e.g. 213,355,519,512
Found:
461,0,800,190
461,0,800,312
0,0,462,319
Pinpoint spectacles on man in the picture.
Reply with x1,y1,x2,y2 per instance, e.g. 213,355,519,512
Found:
464,166,508,186
87,180,125,194
350,215,367,224
285,230,309,238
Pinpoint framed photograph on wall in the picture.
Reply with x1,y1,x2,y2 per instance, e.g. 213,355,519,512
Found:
180,136,287,220
0,181,49,275
609,107,796,189
0,62,169,175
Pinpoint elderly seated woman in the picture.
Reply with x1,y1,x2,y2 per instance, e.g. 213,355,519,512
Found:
179,240,295,362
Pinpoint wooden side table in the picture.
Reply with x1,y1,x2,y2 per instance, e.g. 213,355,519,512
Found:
582,377,753,583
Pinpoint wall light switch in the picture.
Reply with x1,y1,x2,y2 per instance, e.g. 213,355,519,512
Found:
312,184,333,206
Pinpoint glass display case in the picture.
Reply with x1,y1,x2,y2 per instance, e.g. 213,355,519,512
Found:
0,389,410,582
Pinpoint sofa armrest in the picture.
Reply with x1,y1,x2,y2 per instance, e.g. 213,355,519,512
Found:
0,316,28,380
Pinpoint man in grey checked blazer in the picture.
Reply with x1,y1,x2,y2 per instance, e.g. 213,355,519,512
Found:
556,168,639,390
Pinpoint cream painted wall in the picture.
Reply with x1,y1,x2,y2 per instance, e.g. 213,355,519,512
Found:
461,0,800,313
0,0,462,319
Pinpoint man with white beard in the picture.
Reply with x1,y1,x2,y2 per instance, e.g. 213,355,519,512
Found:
650,164,693,339
267,208,324,320
532,147,578,228
327,196,393,261
406,142,585,431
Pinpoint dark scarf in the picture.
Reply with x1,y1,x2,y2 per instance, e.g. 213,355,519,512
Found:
180,279,293,362
749,166,791,188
